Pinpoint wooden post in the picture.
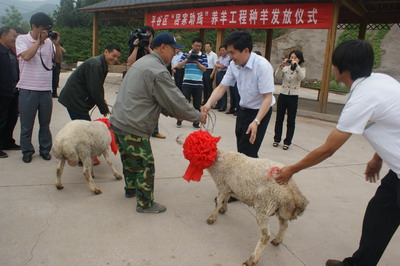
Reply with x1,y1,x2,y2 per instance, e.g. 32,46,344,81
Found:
92,12,99,57
199,29,205,52
264,29,273,60
358,22,367,40
215,29,224,56
319,2,339,113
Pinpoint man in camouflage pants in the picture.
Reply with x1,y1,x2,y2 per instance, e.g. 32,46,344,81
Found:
110,33,205,214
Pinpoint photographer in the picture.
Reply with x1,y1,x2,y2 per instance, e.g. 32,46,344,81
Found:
16,12,62,163
126,26,166,139
126,26,154,67
175,38,208,128
273,50,305,150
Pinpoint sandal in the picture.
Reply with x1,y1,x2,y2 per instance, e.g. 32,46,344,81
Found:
273,142,279,147
283,145,289,150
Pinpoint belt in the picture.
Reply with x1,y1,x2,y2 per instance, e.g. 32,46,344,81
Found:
239,107,258,111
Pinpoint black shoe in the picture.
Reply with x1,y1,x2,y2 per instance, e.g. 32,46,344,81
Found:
233,112,237,116
176,121,182,128
225,110,235,114
125,188,136,198
218,109,226,112
40,153,51,160
3,143,20,150
326,260,344,266
22,153,32,163
193,122,200,129
0,150,8,158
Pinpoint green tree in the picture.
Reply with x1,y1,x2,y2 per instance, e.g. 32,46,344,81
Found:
53,0,103,27
0,5,23,28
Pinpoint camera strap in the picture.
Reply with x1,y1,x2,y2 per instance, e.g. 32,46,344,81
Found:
39,43,56,71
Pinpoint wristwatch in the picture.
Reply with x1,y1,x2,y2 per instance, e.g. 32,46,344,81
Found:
253,119,260,125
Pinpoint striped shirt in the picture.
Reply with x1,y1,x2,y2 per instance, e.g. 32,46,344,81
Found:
180,53,208,86
16,33,54,91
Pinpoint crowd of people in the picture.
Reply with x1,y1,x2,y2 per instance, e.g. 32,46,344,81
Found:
1,11,400,266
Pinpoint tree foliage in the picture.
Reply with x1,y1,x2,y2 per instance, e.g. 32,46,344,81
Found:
1,5,23,28
53,0,103,27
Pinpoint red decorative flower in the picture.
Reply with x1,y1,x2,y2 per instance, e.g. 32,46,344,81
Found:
94,118,118,155
183,130,220,182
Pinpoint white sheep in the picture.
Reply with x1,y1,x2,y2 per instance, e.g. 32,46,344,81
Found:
182,131,308,266
52,119,122,194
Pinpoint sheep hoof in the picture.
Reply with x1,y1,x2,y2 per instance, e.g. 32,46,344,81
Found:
271,239,281,246
242,260,254,266
206,218,215,224
115,174,123,180
55,184,64,190
94,189,102,195
218,208,226,214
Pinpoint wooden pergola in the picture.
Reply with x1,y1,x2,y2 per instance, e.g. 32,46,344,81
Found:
79,0,400,114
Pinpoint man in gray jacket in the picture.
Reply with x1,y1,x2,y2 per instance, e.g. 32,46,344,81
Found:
110,33,205,214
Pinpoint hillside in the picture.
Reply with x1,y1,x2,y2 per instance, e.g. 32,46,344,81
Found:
0,0,58,24
255,27,400,82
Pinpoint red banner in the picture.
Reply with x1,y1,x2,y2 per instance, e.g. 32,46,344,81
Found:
147,3,333,30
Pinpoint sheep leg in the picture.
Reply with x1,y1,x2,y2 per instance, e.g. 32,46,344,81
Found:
243,214,270,266
271,217,288,246
55,159,66,190
82,159,102,194
102,150,122,180
207,193,229,224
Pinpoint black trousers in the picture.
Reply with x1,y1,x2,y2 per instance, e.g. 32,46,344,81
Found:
343,170,400,266
202,68,213,103
0,93,19,149
235,107,272,158
228,83,240,113
274,93,298,146
174,68,184,91
215,71,227,110
182,84,203,111
52,62,61,95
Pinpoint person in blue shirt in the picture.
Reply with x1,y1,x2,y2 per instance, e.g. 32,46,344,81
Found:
175,38,208,128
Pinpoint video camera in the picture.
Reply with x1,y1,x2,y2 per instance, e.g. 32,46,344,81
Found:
128,29,152,51
46,26,58,40
187,49,202,61
286,59,297,71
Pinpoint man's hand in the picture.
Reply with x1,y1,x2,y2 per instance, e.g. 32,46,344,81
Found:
364,154,382,183
246,122,258,144
274,166,295,185
200,113,207,124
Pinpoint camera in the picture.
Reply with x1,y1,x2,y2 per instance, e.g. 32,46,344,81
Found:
128,29,151,50
187,49,202,61
46,27,57,39
286,59,297,71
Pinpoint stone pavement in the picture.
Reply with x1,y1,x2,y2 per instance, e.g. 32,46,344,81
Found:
1,72,398,266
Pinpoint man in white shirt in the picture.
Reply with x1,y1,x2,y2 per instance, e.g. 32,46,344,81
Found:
171,48,184,91
16,12,62,163
275,40,400,266
203,43,217,104
202,31,275,159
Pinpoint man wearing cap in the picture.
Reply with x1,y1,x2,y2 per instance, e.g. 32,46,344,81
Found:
110,32,206,214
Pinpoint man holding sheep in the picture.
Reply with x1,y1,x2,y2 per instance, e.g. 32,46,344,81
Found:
275,40,400,266
110,33,206,214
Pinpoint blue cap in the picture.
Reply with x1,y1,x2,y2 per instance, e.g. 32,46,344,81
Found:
152,33,184,50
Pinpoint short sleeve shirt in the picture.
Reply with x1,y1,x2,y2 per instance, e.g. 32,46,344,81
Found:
16,33,54,91
337,73,400,177
221,52,275,109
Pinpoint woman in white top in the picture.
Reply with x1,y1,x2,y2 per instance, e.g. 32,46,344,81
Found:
273,50,305,150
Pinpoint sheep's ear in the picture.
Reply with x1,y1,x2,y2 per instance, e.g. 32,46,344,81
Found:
176,133,189,146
